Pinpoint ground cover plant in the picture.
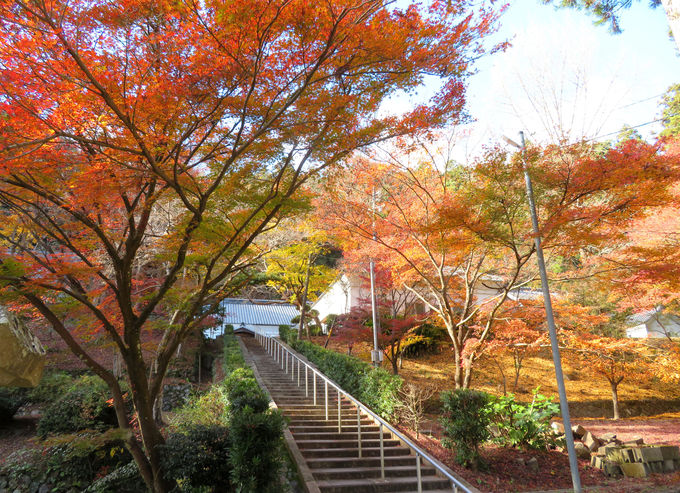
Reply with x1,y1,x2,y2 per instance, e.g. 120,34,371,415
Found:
487,389,560,450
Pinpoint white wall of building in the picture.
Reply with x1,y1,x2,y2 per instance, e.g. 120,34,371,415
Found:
627,315,680,339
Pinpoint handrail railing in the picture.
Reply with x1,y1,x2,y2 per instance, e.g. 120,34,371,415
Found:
255,333,475,493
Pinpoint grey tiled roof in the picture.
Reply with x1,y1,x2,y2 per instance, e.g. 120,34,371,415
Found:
626,306,663,325
221,299,298,327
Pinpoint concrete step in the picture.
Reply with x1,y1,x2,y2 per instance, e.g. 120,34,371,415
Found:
296,438,402,449
305,456,418,469
292,431,383,440
241,336,460,493
313,465,438,480
300,446,412,459
288,419,379,433
315,476,452,493
286,418,376,427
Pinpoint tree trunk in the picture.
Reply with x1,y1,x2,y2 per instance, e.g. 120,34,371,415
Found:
609,378,622,420
390,352,399,375
492,357,507,395
452,349,465,389
299,254,312,339
462,357,473,389
512,353,523,392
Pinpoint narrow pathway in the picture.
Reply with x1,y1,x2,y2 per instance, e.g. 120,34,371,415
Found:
240,335,460,493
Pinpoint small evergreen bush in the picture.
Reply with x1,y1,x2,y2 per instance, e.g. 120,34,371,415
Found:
84,461,145,493
229,406,285,493
401,323,447,357
28,371,74,404
168,385,229,433
278,324,296,345
159,425,232,491
487,388,560,450
223,368,269,414
440,389,491,469
1,431,134,492
223,330,246,375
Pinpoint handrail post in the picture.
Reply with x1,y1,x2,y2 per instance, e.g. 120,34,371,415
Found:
324,381,329,421
305,365,309,397
297,358,300,386
416,453,422,493
379,423,385,479
337,389,341,433
313,373,317,406
357,408,362,458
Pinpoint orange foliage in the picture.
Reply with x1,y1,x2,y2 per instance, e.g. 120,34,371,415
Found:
0,1,501,489
320,139,676,389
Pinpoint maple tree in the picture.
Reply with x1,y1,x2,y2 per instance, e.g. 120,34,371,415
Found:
484,298,606,393
336,303,419,375
485,316,544,394
322,137,676,389
565,332,651,420
0,0,501,490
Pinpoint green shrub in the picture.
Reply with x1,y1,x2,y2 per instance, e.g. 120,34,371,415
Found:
223,368,269,414
223,331,246,375
28,371,74,404
278,324,296,345
440,389,491,469
168,386,229,433
291,340,402,419
0,387,27,422
487,389,560,450
229,406,285,493
37,375,118,438
159,425,232,491
401,323,446,357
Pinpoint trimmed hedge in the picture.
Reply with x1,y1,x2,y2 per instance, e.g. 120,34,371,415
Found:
287,339,402,419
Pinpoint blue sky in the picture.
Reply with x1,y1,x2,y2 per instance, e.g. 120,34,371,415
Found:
409,0,679,161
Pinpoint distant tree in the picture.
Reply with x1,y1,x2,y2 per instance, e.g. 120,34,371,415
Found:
617,124,644,142
336,302,419,375
266,225,337,338
566,333,651,419
661,84,680,137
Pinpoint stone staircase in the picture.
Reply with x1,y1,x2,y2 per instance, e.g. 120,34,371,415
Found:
240,336,470,493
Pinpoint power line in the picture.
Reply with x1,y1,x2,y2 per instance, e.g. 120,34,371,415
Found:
585,115,670,142
615,92,666,111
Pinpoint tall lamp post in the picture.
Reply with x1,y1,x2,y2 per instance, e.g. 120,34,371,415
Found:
369,188,382,367
503,132,582,493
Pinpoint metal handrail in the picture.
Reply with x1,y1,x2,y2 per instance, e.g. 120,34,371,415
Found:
255,333,474,493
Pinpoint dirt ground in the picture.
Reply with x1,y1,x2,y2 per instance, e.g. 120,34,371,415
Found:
0,415,38,465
